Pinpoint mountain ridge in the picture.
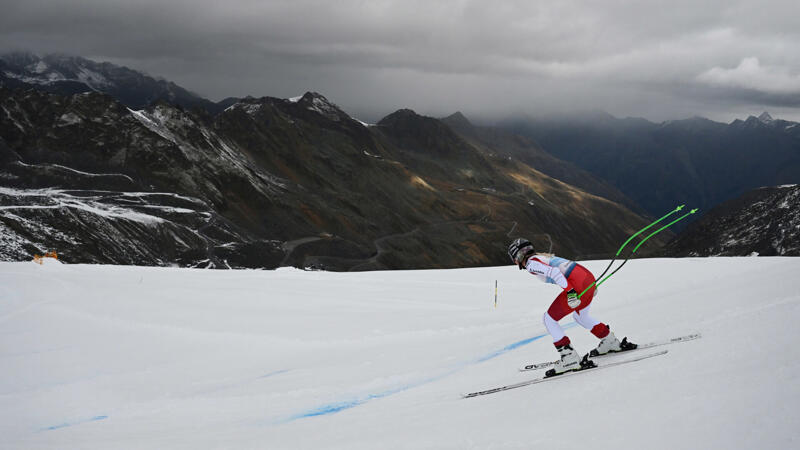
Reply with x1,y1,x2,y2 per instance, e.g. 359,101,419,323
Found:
0,52,227,113
498,110,800,224
663,184,800,257
0,83,659,269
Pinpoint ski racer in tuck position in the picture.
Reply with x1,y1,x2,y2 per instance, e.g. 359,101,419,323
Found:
508,238,636,376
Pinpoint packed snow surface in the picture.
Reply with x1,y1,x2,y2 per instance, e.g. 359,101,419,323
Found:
1,258,799,449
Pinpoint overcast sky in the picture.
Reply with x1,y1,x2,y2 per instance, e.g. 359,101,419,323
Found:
3,0,800,122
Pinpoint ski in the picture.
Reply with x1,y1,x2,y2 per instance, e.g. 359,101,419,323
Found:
463,349,668,399
519,333,700,372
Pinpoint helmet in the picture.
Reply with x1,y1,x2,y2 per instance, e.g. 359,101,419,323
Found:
508,238,535,267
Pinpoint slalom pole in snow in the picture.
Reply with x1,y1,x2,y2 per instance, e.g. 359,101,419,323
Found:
494,280,498,308
577,205,698,298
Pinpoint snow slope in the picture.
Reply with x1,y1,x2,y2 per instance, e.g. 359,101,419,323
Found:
1,258,799,449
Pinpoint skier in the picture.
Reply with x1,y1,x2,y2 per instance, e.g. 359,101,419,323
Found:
507,238,635,376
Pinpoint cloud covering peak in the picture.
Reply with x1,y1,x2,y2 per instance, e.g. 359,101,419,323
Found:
2,0,799,122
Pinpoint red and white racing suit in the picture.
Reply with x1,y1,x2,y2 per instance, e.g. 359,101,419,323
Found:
524,254,611,347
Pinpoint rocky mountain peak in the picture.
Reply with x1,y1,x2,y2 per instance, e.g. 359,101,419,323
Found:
294,91,349,121
757,111,774,123
740,111,777,127
442,111,474,131
375,108,480,160
741,114,768,128
378,109,454,134
377,108,423,125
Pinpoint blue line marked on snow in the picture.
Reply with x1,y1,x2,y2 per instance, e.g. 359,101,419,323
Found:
285,377,437,422
41,415,108,432
476,322,576,363
282,324,578,422
259,369,290,379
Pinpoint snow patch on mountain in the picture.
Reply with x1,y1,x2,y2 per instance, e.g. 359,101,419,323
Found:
118,191,210,206
224,102,263,115
1,104,27,132
13,161,134,183
4,69,67,85
128,106,287,194
0,210,79,245
3,57,110,90
128,108,180,143
297,93,347,122
0,187,166,225
307,96,338,116
75,66,111,90
30,60,49,74
0,220,37,257
55,112,83,127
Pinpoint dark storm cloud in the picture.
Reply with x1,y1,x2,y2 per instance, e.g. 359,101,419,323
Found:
2,0,800,122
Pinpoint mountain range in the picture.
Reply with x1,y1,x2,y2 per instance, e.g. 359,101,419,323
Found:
0,53,658,269
442,111,641,213
497,110,800,226
2,51,798,268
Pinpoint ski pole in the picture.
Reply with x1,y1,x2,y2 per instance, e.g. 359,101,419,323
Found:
587,207,698,293
631,209,698,254
614,205,685,257
577,204,686,299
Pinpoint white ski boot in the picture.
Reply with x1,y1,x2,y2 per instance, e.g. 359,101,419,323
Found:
593,331,623,355
546,344,582,376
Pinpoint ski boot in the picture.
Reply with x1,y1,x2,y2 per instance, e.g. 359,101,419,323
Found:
545,344,595,377
589,332,638,357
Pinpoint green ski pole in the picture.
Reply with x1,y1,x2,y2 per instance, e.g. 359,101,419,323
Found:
577,204,687,299
589,208,699,293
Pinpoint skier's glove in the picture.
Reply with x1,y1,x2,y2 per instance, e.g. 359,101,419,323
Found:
566,288,581,308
